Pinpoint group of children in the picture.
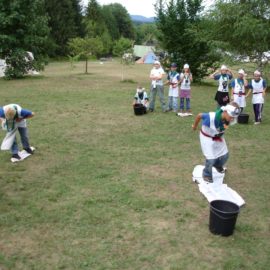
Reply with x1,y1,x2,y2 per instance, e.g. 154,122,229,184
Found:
133,62,267,125
210,65,267,124
133,61,193,116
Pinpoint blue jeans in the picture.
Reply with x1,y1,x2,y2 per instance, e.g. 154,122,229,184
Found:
167,96,178,111
11,127,30,154
203,152,229,179
149,85,166,112
180,98,191,111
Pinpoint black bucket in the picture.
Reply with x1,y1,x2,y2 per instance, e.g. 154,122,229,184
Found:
238,113,249,124
209,200,240,237
134,104,146,115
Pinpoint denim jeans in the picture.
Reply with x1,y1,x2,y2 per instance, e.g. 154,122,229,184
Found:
180,98,191,111
11,127,30,154
149,85,166,111
203,152,229,179
167,96,178,111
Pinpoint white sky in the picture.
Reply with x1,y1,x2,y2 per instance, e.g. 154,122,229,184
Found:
82,0,215,18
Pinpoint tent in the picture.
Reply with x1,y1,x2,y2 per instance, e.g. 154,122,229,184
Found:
133,45,155,58
0,52,39,78
0,59,6,78
136,51,157,64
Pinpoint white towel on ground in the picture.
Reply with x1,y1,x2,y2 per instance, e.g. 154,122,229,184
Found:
192,165,245,207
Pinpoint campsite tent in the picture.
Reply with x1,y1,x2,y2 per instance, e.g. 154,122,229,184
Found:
0,52,40,78
0,59,6,78
143,52,157,64
133,45,155,58
136,51,157,64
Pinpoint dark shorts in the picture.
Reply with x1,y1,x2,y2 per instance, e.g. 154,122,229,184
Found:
215,91,230,106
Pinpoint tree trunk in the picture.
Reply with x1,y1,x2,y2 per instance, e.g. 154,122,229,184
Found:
85,58,88,74
121,62,124,81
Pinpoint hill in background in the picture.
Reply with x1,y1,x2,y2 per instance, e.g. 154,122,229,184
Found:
130,15,155,23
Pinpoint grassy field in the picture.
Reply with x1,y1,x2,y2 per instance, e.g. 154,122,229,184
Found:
0,61,269,270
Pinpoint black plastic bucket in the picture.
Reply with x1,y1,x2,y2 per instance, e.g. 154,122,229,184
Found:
238,113,249,124
134,104,146,115
209,200,240,236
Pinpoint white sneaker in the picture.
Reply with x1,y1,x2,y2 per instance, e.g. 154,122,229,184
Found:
254,122,261,125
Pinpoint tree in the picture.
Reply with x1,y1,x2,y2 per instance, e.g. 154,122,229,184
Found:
101,5,120,40
68,37,103,73
210,0,270,70
106,3,135,40
0,0,50,79
135,23,159,45
84,0,107,38
155,0,220,81
112,37,133,81
45,0,83,56
112,37,133,57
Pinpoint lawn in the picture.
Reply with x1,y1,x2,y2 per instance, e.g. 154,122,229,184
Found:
0,61,269,270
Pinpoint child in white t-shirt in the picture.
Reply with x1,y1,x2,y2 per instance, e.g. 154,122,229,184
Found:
133,86,149,114
179,64,193,115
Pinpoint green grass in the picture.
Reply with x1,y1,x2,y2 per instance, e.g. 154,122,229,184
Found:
0,61,269,270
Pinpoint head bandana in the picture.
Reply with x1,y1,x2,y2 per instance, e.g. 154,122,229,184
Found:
221,104,241,117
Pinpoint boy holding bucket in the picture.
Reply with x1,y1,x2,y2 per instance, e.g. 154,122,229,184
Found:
192,102,240,183
133,86,149,114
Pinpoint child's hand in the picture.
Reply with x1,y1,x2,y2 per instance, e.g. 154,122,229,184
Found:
192,124,197,131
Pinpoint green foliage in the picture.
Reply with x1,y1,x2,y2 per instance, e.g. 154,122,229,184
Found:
4,50,31,79
68,37,103,73
101,5,120,40
135,23,159,45
156,0,219,81
0,0,49,79
45,0,83,56
210,0,270,69
106,3,135,40
112,37,133,57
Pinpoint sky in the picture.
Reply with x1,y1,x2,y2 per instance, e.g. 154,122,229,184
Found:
82,0,215,18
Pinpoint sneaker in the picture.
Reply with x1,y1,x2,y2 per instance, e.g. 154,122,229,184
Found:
254,122,260,125
12,154,21,161
214,167,225,173
24,147,34,154
203,176,213,183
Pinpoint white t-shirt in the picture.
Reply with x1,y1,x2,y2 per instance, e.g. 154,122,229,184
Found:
150,67,165,87
180,73,192,90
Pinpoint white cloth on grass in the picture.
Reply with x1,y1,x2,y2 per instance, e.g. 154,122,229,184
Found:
192,165,245,207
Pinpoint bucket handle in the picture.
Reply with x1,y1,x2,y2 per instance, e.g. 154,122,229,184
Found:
210,208,238,220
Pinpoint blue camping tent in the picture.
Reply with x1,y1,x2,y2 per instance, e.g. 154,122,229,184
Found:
143,51,157,64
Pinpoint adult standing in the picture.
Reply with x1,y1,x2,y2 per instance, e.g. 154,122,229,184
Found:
210,65,233,108
149,61,167,112
246,70,267,124
231,69,248,112
192,102,241,182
